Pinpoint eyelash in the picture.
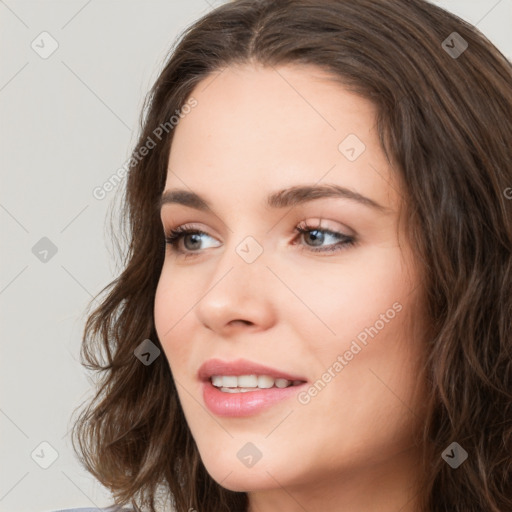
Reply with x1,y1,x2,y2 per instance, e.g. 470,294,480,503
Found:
164,221,356,259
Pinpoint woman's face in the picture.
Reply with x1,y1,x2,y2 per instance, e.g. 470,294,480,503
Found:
155,63,427,506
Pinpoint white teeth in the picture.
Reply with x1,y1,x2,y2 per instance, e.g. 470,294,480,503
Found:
222,376,238,388
210,374,296,390
275,378,289,388
211,375,223,387
238,374,258,387
220,387,255,393
257,375,274,388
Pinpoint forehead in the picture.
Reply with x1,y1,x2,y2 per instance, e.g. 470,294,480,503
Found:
165,63,399,211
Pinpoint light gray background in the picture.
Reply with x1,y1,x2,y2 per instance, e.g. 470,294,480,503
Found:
1,1,510,511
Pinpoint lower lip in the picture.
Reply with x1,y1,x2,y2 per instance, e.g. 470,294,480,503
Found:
202,380,306,417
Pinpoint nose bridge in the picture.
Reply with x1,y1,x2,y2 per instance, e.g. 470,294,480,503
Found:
211,230,269,296
194,229,277,331
214,211,270,275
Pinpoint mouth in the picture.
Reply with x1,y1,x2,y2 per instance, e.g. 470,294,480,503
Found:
198,358,308,416
210,374,305,393
198,358,308,391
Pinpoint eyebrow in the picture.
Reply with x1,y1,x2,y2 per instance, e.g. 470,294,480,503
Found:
159,184,392,214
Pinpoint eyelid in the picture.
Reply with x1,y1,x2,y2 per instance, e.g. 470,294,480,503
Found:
162,219,350,242
163,219,357,258
295,217,355,237
166,223,221,245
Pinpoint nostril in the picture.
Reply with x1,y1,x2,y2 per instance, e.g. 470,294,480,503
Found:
230,319,253,326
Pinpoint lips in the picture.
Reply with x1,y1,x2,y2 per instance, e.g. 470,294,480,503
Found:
197,358,308,383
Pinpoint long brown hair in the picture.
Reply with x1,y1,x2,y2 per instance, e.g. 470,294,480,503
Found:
70,1,512,510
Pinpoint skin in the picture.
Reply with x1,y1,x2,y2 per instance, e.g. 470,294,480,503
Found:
154,62,428,512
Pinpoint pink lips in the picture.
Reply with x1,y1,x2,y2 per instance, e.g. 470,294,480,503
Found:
198,358,307,382
198,358,308,417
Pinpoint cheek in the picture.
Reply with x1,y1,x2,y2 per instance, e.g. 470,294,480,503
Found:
288,245,424,414
154,272,194,368
300,249,424,441
288,245,411,352
154,276,171,347
154,263,199,334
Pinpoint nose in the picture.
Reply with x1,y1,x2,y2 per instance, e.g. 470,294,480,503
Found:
195,241,277,336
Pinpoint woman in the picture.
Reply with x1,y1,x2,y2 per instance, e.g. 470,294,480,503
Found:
70,0,512,511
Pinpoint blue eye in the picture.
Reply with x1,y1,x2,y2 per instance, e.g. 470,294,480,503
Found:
164,222,355,258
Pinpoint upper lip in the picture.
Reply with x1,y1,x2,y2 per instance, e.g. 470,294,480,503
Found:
198,358,308,382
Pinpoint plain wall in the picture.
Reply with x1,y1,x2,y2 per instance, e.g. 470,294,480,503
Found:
1,1,510,511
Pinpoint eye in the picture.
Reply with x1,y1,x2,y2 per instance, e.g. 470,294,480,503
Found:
163,221,356,258
293,221,355,253
164,224,220,257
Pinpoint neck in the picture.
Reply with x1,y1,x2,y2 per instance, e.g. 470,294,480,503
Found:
247,445,424,512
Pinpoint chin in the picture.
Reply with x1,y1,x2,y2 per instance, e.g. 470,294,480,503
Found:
198,448,295,492
209,468,282,493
